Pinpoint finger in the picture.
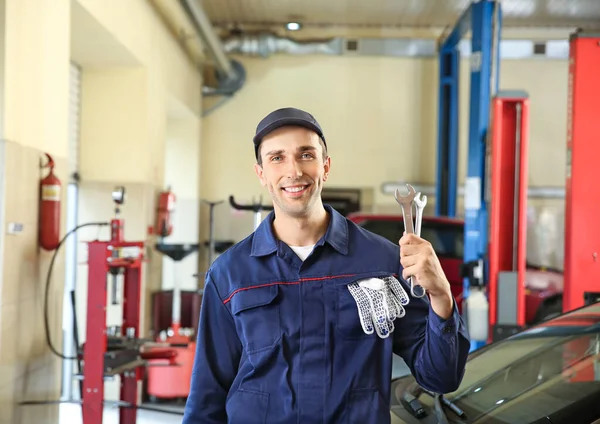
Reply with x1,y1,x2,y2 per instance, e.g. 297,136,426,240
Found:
387,276,410,306
401,263,420,281
400,252,420,269
399,233,422,246
400,243,420,257
348,283,374,334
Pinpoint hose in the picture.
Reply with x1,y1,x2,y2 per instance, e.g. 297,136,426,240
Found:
44,222,109,360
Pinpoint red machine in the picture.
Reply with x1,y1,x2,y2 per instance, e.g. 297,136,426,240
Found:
487,91,530,342
564,31,600,313
81,187,177,424
39,153,61,251
145,243,199,400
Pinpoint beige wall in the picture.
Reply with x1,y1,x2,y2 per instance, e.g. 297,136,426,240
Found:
0,0,71,422
161,111,202,293
0,0,203,422
200,53,569,271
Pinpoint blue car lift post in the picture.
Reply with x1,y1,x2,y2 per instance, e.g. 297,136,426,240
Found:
435,0,501,352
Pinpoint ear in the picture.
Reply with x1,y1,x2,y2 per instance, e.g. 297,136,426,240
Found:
322,156,331,182
254,163,267,187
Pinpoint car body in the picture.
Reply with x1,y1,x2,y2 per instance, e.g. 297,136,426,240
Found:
389,301,600,424
347,213,564,325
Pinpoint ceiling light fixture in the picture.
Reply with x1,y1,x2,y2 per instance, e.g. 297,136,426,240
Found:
286,22,301,31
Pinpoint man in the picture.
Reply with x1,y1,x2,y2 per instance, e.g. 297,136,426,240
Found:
182,107,470,424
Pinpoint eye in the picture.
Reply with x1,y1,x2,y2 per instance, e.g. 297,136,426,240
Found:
301,153,314,159
270,156,282,162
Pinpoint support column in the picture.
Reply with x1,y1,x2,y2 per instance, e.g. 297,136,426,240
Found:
564,31,600,313
488,92,529,342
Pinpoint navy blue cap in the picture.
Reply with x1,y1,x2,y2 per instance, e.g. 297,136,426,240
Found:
253,107,326,159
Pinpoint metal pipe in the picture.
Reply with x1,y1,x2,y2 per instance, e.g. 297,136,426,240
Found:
179,0,234,81
222,34,344,57
381,182,565,199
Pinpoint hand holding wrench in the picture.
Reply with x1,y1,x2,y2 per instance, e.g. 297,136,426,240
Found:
394,184,426,298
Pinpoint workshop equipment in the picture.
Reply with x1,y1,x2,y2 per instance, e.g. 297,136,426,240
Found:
202,199,223,265
435,0,502,351
486,91,530,343
146,243,199,400
39,153,62,250
80,187,178,424
394,184,426,298
563,30,600,314
151,290,202,337
229,194,274,230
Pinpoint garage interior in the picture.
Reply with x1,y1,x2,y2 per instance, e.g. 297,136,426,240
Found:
0,0,599,423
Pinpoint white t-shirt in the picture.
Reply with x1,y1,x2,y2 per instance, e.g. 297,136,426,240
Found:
289,245,315,261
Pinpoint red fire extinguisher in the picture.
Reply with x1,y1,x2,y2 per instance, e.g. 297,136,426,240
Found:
39,153,61,251
155,187,175,237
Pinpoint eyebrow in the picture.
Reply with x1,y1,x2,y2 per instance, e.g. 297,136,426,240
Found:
264,146,317,157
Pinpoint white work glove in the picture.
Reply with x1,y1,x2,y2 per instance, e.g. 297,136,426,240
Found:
347,276,410,338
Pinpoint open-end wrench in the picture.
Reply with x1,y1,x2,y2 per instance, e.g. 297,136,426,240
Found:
414,193,427,237
394,184,426,298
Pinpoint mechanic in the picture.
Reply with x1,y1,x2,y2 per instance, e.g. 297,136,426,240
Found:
182,107,471,424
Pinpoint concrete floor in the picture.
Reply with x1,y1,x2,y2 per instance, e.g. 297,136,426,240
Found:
59,403,185,424
59,356,410,423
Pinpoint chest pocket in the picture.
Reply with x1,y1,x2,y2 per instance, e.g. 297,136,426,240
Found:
335,273,393,340
229,284,281,354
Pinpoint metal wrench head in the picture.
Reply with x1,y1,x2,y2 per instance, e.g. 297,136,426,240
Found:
413,193,427,238
413,192,427,209
394,184,417,205
394,184,417,234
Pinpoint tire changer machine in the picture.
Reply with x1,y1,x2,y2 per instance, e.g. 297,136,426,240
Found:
80,188,183,423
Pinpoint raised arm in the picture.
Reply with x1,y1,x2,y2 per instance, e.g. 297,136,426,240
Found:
182,273,242,423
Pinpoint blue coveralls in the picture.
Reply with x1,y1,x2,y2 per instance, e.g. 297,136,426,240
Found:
182,205,470,424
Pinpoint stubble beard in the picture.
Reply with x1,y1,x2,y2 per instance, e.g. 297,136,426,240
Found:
270,183,320,219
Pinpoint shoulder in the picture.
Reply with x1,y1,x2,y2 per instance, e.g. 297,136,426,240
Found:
345,216,399,253
203,232,268,299
210,231,256,270
342,217,400,273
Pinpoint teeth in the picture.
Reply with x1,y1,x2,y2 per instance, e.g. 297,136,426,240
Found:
284,186,305,193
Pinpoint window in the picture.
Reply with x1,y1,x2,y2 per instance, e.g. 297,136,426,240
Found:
358,218,464,259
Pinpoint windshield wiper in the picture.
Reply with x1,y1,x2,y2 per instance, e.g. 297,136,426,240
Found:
403,382,467,422
433,393,450,424
422,388,467,420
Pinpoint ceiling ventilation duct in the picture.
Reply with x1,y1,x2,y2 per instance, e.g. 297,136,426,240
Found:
179,0,246,96
221,33,570,60
222,33,344,58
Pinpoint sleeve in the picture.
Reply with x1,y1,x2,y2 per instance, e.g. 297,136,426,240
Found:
392,275,471,394
182,272,242,424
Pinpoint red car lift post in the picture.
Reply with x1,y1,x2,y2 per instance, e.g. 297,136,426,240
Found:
564,31,600,313
82,216,146,424
488,91,530,343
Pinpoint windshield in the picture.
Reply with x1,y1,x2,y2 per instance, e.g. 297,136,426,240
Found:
397,305,600,423
358,219,463,258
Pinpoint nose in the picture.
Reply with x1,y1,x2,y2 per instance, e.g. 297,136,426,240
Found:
285,159,303,179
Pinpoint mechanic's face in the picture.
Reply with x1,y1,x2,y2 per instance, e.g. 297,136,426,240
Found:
254,126,330,219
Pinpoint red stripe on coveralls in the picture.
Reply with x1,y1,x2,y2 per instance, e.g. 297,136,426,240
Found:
222,274,358,305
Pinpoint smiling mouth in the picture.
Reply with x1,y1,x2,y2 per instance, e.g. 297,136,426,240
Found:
282,185,309,195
